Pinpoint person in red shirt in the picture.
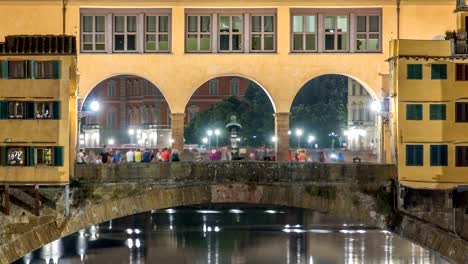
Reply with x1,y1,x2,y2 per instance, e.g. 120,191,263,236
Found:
161,148,170,162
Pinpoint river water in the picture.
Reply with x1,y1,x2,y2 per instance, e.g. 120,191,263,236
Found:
15,205,450,264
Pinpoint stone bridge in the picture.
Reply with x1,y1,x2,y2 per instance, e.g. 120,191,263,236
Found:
1,162,467,263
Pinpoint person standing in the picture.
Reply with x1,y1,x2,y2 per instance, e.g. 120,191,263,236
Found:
76,149,85,164
135,149,142,163
126,149,135,163
100,146,109,164
161,148,170,162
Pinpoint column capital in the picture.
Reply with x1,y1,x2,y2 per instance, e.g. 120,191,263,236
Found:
170,113,186,120
274,112,290,118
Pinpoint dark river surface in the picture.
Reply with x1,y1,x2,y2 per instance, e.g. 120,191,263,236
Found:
15,205,450,264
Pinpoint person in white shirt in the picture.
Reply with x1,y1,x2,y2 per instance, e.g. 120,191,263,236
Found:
126,149,135,163
76,149,85,164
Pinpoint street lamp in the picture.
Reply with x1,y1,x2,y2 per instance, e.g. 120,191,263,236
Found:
307,135,315,144
108,138,115,145
370,101,381,112
214,129,221,148
295,129,303,149
77,100,100,151
202,137,208,145
207,129,213,149
271,136,277,143
90,100,100,112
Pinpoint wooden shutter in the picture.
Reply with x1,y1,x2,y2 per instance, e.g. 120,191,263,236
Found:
53,146,64,166
52,61,61,79
24,101,35,119
26,146,35,166
52,101,61,120
30,60,36,79
0,101,8,119
1,60,8,79
0,146,7,166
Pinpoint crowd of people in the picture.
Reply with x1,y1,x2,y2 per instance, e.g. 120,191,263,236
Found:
76,145,346,164
76,146,180,164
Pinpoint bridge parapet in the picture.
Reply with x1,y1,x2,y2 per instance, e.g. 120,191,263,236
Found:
74,161,396,184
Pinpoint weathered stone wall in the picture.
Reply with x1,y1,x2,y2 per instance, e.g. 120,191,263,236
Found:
0,162,395,264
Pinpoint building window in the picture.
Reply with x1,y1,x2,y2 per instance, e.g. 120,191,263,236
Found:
145,15,170,52
8,61,28,79
36,147,53,166
8,102,24,119
133,107,139,125
107,111,116,128
358,102,364,121
406,104,423,120
82,15,106,52
324,15,348,51
356,15,380,51
230,78,240,96
34,61,60,79
407,64,423,80
430,145,448,166
251,15,275,52
456,64,468,81
429,104,446,120
456,102,468,122
188,105,200,122
7,147,25,166
431,64,447,80
406,145,423,166
292,15,316,51
114,15,137,52
351,102,357,121
35,102,52,119
209,79,219,95
352,81,356,96
219,15,243,52
107,81,116,97
456,146,468,167
186,15,211,52
359,86,364,96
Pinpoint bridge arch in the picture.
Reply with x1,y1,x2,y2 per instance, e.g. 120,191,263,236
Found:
0,179,391,264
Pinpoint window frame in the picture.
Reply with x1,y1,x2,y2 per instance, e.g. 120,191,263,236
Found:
456,146,468,167
7,147,26,166
218,14,244,53
35,102,52,119
35,147,54,166
230,78,240,96
407,64,423,80
355,14,381,52
8,101,24,119
250,14,277,53
430,144,448,166
113,14,138,52
186,14,213,53
291,14,317,52
429,104,446,120
456,102,468,122
144,14,171,53
323,14,349,52
81,14,107,53
209,79,219,95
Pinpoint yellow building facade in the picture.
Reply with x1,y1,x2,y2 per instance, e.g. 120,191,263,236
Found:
0,0,464,188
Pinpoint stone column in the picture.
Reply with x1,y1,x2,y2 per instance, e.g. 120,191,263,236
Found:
170,113,185,157
275,112,290,161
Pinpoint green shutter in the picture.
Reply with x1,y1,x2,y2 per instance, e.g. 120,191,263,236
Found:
30,61,36,79
25,101,35,119
52,101,61,120
407,64,422,80
431,64,447,80
430,145,448,166
1,60,8,79
430,104,446,120
26,146,35,166
52,61,61,79
53,146,64,166
406,104,423,120
406,145,423,166
0,146,7,166
0,101,8,119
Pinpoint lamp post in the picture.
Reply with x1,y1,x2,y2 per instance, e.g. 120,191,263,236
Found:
207,129,213,150
214,129,221,148
295,129,303,149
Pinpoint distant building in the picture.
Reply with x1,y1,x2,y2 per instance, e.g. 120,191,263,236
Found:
346,78,378,152
81,76,248,148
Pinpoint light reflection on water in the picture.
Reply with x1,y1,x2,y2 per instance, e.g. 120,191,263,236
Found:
15,206,450,264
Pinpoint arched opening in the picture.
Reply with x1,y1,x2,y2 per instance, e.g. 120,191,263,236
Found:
289,74,380,162
183,76,275,160
79,75,172,152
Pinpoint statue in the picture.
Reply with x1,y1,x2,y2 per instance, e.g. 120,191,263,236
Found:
225,115,242,160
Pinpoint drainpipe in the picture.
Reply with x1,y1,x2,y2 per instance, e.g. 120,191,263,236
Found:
396,0,401,39
62,0,68,35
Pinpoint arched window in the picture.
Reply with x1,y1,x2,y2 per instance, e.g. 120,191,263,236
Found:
230,78,240,96
351,102,357,121
133,107,139,125
209,79,219,95
107,81,116,97
358,102,364,121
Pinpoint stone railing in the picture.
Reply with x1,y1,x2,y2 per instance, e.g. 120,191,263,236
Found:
74,161,395,184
